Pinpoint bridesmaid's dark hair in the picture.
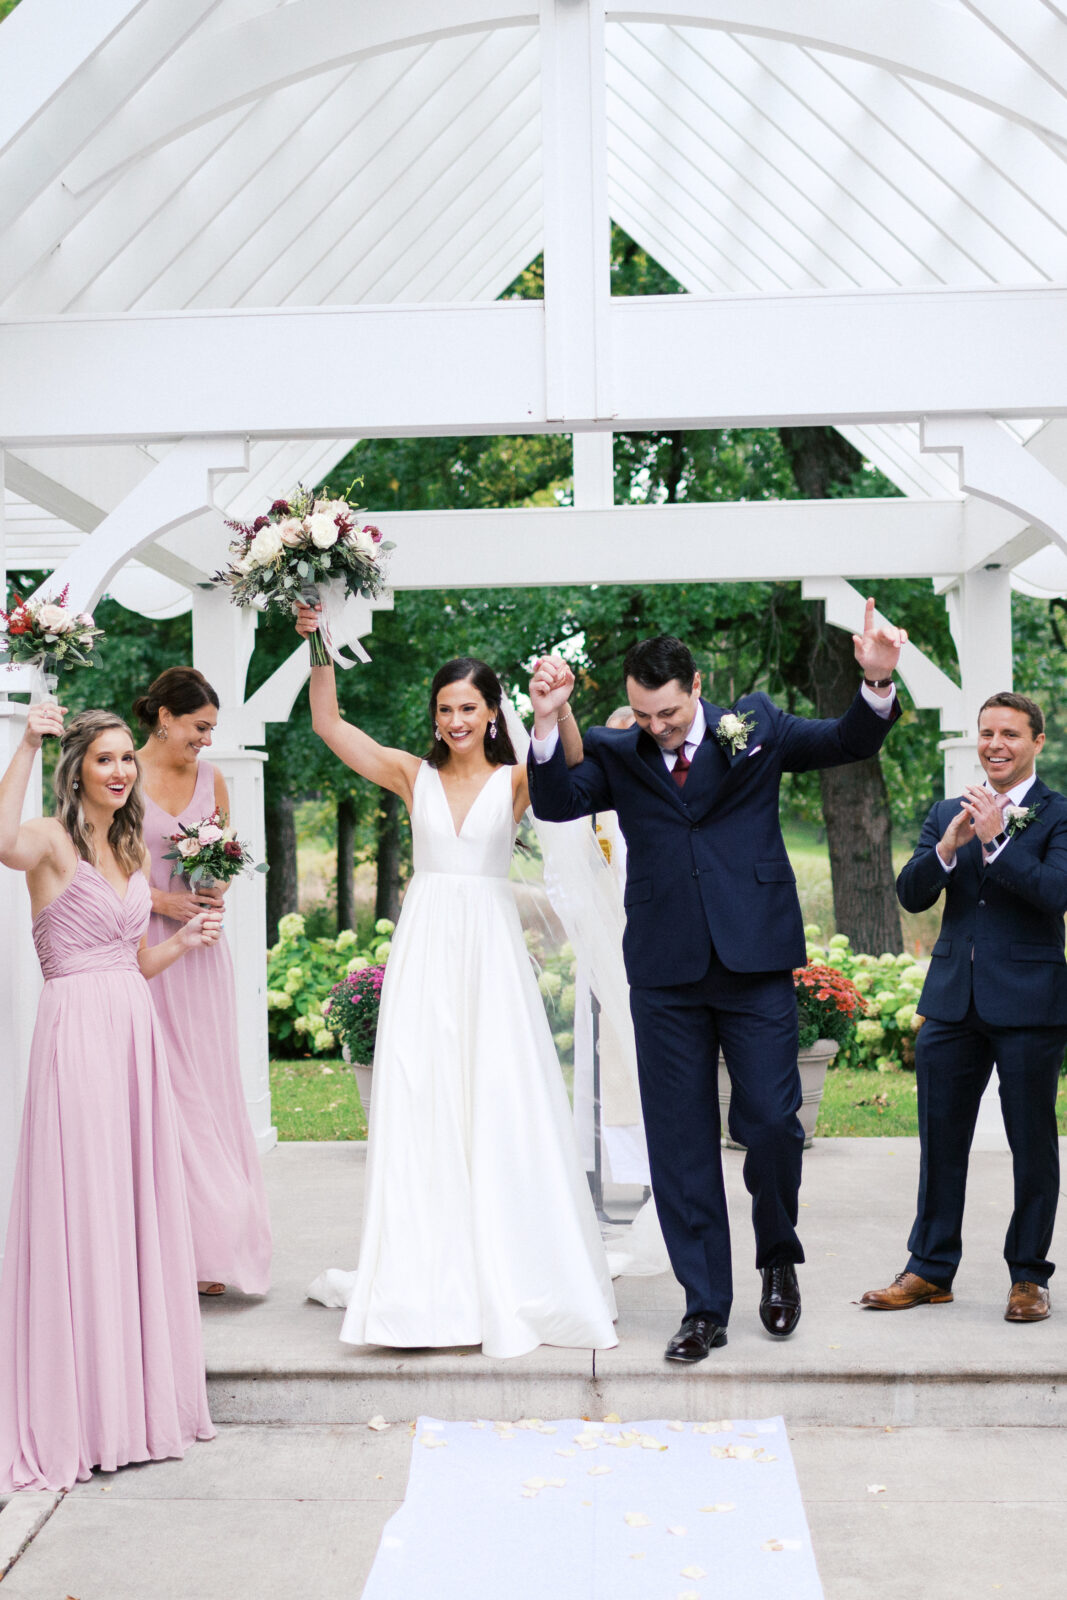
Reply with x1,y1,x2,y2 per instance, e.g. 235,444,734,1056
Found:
132,665,220,732
426,658,518,769
55,710,145,876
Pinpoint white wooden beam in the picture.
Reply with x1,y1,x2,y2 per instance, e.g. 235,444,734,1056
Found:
6,288,1067,444
32,438,247,611
540,0,610,420
921,414,1067,559
0,0,146,158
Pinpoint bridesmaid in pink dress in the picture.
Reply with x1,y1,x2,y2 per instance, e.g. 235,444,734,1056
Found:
0,705,220,1493
133,667,271,1297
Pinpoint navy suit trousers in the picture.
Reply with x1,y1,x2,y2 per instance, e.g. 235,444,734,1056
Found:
628,946,805,1325
907,998,1065,1288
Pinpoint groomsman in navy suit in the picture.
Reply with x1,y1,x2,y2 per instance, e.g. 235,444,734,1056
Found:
862,692,1067,1323
528,601,905,1362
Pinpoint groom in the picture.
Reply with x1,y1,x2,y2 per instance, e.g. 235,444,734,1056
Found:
528,601,905,1361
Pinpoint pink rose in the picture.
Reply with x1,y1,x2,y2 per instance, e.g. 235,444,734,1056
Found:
198,823,223,844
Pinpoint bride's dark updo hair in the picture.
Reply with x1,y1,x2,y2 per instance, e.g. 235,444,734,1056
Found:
132,666,220,732
427,658,519,769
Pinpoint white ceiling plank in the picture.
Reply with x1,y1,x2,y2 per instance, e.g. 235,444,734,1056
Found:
961,0,1067,95
613,2,1067,142
63,0,536,195
0,0,149,158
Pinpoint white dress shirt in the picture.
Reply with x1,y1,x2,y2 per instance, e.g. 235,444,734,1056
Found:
936,771,1038,872
530,682,895,767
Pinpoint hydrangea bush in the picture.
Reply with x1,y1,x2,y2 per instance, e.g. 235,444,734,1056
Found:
266,912,394,1056
804,925,925,1071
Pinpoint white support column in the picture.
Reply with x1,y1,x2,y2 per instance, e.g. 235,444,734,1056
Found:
938,566,1014,797
572,431,614,509
0,451,44,1254
191,590,276,1154
540,0,611,422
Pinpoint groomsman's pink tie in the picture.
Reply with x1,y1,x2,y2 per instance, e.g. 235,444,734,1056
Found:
672,748,691,788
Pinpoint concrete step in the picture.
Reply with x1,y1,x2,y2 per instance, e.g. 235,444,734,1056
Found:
202,1140,1067,1429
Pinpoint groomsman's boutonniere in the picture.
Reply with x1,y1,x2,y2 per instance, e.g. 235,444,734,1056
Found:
716,709,757,756
1004,802,1040,837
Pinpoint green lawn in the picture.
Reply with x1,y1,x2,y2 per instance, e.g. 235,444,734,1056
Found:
817,1067,1067,1138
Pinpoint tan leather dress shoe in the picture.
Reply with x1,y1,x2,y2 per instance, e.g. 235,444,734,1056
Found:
859,1271,954,1310
1005,1282,1050,1322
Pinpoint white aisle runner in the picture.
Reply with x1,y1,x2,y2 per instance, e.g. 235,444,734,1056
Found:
363,1416,823,1600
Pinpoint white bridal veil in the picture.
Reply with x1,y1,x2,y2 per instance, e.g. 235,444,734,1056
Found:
502,697,670,1278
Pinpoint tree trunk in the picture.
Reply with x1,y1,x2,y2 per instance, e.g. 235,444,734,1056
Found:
264,793,299,945
375,789,402,924
778,427,903,954
336,795,357,932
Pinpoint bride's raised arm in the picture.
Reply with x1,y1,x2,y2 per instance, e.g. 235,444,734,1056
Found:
295,606,421,805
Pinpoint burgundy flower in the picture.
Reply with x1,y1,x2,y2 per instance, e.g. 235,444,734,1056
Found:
270,499,291,516
252,515,270,532
363,523,383,544
223,840,243,860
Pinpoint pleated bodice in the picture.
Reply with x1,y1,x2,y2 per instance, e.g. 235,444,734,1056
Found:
32,860,149,980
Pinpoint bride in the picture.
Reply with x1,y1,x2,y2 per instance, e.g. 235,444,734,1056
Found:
297,607,617,1358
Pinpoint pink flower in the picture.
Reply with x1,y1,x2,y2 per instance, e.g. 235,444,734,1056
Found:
198,823,223,844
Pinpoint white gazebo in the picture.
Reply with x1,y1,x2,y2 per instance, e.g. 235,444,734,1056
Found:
4,0,1067,1239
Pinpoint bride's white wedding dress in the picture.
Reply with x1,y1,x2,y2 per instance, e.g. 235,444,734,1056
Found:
307,761,618,1358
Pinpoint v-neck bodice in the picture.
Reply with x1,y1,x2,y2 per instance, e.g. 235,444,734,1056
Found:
411,763,516,879
32,860,150,979
143,759,217,892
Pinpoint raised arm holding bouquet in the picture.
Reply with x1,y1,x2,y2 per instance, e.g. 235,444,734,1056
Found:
214,484,393,667
0,585,104,702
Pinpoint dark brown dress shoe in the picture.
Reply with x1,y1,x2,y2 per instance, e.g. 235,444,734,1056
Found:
760,1263,801,1337
1005,1282,1050,1322
664,1315,728,1364
859,1271,953,1309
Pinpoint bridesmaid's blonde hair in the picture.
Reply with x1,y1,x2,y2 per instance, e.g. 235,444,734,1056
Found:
55,710,145,876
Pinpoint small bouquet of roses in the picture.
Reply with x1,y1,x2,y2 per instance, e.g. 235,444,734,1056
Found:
213,483,394,667
323,964,386,1063
163,808,267,889
0,585,105,702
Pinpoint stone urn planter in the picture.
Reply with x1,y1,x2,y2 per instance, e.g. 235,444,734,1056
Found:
341,1043,373,1134
718,1037,840,1152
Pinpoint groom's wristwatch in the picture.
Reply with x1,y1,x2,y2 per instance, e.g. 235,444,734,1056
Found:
863,676,893,689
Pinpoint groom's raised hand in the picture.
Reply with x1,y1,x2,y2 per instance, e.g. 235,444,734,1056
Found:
530,654,575,737
852,596,907,695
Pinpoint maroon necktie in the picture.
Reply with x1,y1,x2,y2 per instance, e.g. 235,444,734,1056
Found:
672,747,691,788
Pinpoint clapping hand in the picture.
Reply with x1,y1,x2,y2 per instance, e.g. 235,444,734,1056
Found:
24,702,65,750
852,597,907,691
529,654,575,723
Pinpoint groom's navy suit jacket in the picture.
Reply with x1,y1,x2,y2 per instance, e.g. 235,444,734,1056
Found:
897,778,1067,1028
529,689,899,989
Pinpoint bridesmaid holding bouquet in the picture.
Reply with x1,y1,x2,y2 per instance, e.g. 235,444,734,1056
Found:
0,704,219,1492
134,667,272,1297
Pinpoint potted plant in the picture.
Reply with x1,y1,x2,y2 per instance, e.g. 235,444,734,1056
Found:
719,962,865,1150
324,964,386,1131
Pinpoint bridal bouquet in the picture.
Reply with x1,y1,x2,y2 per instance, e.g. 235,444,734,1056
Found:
0,586,105,701
214,484,394,667
163,808,267,889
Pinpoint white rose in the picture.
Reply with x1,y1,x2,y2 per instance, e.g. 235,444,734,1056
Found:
249,524,284,565
719,714,744,739
1005,805,1028,821
278,518,306,548
37,604,72,633
353,525,377,557
314,498,348,520
308,513,339,550
177,836,201,859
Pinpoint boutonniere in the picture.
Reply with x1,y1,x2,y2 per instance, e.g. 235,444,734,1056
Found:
716,709,757,756
1004,802,1040,837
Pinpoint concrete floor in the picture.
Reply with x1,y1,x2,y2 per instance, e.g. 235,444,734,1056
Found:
1,1137,1065,1597
2,1422,1063,1600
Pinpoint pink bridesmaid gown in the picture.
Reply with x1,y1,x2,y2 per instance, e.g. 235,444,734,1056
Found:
143,759,271,1294
0,862,214,1492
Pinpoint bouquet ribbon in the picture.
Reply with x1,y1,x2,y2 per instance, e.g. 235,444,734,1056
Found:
302,580,372,669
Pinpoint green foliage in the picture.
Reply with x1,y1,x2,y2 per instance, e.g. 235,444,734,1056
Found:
805,927,924,1072
524,930,578,1068
265,913,394,1056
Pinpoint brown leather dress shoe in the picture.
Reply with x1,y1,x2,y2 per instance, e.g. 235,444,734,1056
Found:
859,1271,953,1310
1005,1282,1050,1322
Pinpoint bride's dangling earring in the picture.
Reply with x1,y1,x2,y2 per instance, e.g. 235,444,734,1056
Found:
489,720,498,741
434,726,442,742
